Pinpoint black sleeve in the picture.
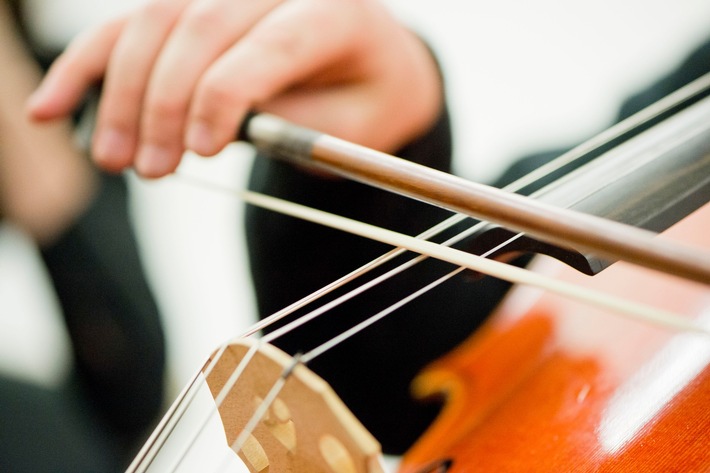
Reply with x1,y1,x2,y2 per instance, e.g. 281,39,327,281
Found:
245,105,514,453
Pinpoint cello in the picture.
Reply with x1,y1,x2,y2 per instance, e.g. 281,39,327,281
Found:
125,71,710,472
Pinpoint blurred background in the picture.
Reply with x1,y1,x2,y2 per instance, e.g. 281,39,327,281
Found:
1,0,709,410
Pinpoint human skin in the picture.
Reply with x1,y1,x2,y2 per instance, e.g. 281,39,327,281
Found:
27,0,443,178
0,0,96,245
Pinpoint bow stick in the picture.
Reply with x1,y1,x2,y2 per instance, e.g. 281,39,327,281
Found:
236,112,710,286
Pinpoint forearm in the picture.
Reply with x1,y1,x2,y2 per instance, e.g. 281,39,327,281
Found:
0,1,96,244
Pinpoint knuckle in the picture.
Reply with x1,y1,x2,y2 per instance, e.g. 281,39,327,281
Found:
110,81,144,106
98,88,142,131
138,0,179,21
250,27,304,62
198,74,244,114
181,4,231,36
201,81,233,105
146,96,186,126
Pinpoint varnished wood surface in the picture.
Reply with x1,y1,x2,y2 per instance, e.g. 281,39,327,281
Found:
400,203,710,472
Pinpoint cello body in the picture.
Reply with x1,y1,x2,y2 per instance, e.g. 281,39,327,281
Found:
400,202,710,472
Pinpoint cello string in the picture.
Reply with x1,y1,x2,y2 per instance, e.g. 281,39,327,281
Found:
257,231,521,346
301,266,468,364
140,72,710,470
172,248,442,471
240,189,706,334
236,213,468,338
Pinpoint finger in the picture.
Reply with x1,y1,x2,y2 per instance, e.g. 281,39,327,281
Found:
134,0,282,177
26,16,127,122
91,0,192,173
184,0,368,157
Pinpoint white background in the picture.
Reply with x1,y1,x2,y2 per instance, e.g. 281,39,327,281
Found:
1,0,709,404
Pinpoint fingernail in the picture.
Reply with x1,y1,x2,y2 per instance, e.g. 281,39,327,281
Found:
135,144,175,177
94,128,130,164
186,120,215,156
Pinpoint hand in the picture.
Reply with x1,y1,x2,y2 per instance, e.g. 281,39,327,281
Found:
27,0,443,178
